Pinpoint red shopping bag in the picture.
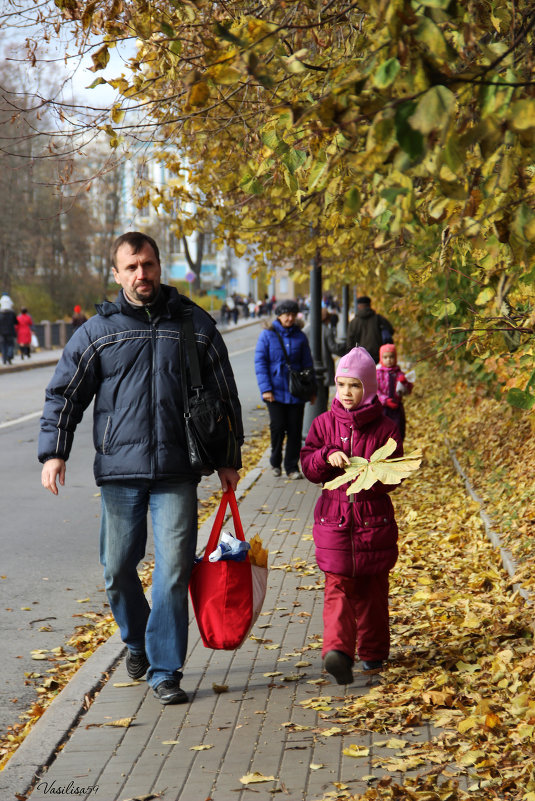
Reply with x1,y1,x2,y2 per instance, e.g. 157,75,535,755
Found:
189,489,268,650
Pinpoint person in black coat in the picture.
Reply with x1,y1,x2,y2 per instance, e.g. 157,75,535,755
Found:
345,296,394,363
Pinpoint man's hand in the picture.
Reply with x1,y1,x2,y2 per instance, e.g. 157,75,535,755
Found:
41,458,66,496
262,391,274,403
327,451,351,469
217,467,240,492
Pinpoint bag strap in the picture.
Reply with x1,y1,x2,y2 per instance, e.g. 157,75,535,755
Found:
178,330,191,417
272,326,291,368
181,306,203,391
202,488,245,560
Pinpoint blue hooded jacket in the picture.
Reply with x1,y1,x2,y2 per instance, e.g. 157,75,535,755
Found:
38,286,243,484
254,319,315,404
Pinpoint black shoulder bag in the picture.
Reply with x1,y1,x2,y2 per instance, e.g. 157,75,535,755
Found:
272,328,316,402
179,310,240,475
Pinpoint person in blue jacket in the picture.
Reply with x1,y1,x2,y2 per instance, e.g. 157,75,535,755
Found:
39,232,243,706
255,299,315,479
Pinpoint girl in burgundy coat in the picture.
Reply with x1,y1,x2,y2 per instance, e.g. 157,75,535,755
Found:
301,347,402,685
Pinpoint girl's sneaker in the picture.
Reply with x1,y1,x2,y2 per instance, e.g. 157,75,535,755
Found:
323,650,354,685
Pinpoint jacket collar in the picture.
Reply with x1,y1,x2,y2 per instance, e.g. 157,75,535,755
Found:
330,396,383,428
271,318,297,335
96,285,188,321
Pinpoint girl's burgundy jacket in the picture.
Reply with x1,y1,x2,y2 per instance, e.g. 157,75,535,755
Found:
300,397,403,577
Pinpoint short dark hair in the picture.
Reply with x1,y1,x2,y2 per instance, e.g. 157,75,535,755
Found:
357,295,371,305
111,232,160,268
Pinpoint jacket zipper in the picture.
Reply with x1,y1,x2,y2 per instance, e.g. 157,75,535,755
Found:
146,307,156,478
349,425,357,577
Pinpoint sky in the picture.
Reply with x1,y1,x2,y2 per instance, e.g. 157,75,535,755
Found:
0,2,135,110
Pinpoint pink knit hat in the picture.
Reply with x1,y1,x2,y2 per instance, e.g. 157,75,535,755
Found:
379,343,397,365
335,347,377,406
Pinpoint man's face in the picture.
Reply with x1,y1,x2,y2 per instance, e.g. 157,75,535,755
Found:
113,241,161,305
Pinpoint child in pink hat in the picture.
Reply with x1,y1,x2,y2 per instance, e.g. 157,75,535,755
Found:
376,344,413,441
300,347,403,685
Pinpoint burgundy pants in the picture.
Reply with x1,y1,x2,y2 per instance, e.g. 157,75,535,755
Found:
322,571,390,663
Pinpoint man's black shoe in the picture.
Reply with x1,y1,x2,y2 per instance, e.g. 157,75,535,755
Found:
153,679,189,705
126,649,149,680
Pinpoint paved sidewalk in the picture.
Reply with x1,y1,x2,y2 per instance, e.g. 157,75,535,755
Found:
1,451,447,801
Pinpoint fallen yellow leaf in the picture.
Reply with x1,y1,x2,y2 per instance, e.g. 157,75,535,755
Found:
240,772,276,784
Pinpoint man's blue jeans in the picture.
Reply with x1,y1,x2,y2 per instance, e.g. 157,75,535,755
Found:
99,480,198,689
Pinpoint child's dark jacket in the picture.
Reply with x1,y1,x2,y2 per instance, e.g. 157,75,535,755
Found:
300,397,402,577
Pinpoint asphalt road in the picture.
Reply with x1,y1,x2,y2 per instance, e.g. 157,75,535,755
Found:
0,321,266,737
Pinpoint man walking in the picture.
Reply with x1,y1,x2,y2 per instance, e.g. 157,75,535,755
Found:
39,232,243,704
345,295,394,363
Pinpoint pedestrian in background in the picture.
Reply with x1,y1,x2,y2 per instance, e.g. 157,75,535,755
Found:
300,347,402,685
0,294,17,365
16,307,34,359
376,344,413,441
39,231,243,706
255,299,315,479
304,307,345,389
71,305,87,329
345,296,394,363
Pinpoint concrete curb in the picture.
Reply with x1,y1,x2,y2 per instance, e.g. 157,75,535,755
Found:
448,447,530,603
0,463,265,799
0,355,62,375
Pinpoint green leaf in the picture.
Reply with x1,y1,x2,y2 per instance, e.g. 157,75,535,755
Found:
506,388,535,410
240,174,263,195
414,17,449,60
509,99,535,132
282,148,307,175
261,128,280,150
511,204,535,244
443,136,465,174
475,287,494,306
87,77,107,89
308,160,328,192
373,58,400,89
525,371,535,393
417,0,452,6
160,21,175,37
214,21,243,46
381,187,408,203
395,102,424,160
408,86,455,135
344,187,361,212
430,299,457,318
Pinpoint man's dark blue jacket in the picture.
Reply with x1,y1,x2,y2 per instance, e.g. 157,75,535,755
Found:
38,286,243,485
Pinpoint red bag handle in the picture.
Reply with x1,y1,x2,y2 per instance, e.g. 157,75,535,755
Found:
202,488,245,561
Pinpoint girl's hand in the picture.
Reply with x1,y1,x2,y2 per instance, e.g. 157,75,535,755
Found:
327,451,350,469
262,391,274,402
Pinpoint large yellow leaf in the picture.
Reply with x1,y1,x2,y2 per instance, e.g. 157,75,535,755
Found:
324,438,422,494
